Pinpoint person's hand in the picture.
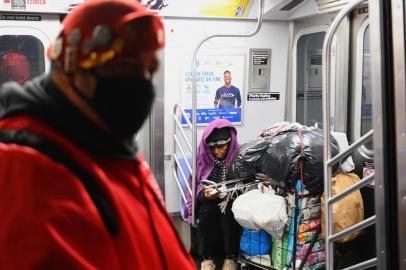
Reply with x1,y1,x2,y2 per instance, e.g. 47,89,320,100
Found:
204,186,219,200
255,173,270,187
255,173,286,195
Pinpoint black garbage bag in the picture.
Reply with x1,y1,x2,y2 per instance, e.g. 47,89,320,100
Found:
230,127,339,191
230,136,269,179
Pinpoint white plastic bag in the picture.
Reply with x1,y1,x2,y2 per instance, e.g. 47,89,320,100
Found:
232,188,288,239
251,190,288,239
331,132,355,172
231,189,261,230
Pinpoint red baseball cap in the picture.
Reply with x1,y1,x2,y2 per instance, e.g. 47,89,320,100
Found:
1,50,31,85
48,0,164,72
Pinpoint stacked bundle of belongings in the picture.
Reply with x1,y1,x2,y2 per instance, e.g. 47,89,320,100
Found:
232,184,288,267
283,182,325,270
230,122,337,193
231,122,341,269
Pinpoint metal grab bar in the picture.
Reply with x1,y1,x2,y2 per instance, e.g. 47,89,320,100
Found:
173,104,193,152
173,153,192,195
322,0,368,170
340,258,378,270
174,103,193,131
173,116,192,152
328,173,374,205
329,215,376,243
172,104,194,214
190,0,265,227
172,170,187,203
322,0,375,269
174,135,192,174
327,129,373,167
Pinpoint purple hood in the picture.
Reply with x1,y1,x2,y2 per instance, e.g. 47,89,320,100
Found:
182,119,240,224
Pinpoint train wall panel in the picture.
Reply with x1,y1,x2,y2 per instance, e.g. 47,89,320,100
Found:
163,18,289,213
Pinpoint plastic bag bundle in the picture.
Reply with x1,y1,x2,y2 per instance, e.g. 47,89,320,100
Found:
271,234,289,270
231,123,339,190
251,191,288,239
240,228,271,256
295,251,326,269
296,240,324,259
231,189,261,230
289,183,325,269
229,136,269,179
232,189,288,238
263,129,337,190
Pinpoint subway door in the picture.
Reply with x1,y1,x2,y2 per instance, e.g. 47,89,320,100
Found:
349,9,373,186
291,14,351,132
346,8,377,268
292,13,376,268
294,32,325,127
0,14,60,85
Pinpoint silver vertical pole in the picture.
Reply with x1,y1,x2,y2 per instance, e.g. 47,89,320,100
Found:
322,0,366,268
190,0,264,227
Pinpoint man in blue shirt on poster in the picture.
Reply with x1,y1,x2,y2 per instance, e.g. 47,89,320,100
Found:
214,70,241,109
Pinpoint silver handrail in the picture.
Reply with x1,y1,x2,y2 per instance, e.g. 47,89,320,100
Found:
329,215,376,243
172,170,187,203
173,104,193,152
327,129,373,167
172,104,194,214
328,173,374,205
173,116,193,152
340,258,378,270
322,0,375,269
173,153,192,195
190,0,265,227
174,135,193,174
174,103,193,130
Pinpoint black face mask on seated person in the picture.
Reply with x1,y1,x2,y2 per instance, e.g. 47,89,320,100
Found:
72,73,155,139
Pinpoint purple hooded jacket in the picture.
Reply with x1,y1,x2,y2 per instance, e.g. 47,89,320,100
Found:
182,119,240,224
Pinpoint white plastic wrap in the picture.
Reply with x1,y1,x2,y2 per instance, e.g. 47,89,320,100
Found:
251,190,288,239
331,132,355,172
232,188,288,238
231,189,261,230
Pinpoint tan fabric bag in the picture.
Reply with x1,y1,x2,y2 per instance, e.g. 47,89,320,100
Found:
321,173,364,243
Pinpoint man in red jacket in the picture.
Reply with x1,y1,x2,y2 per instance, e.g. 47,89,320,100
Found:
0,0,195,269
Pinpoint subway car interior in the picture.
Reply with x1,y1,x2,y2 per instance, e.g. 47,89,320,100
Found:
0,0,404,269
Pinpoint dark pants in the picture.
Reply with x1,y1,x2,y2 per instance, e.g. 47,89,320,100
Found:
197,200,242,259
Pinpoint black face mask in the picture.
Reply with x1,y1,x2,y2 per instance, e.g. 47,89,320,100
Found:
76,74,155,139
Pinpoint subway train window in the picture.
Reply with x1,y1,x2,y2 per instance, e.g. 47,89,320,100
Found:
360,25,373,150
0,35,45,86
295,32,325,127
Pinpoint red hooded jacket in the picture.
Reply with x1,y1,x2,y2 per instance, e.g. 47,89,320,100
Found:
0,115,195,269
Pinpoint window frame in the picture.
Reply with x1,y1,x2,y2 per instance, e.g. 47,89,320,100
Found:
353,17,373,157
291,25,328,124
0,26,51,72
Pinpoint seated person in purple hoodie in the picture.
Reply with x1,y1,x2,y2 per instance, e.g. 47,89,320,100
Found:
195,119,242,270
